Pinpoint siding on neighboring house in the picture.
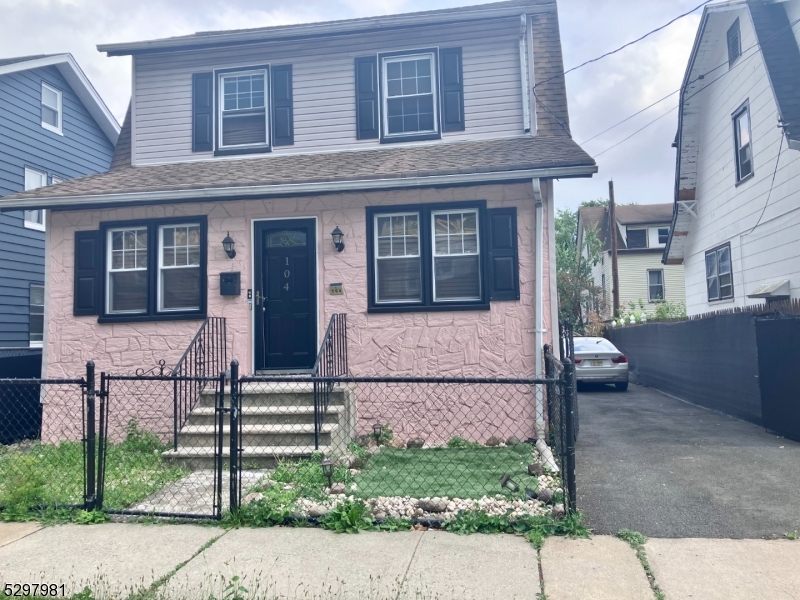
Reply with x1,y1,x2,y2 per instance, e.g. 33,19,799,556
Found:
0,65,114,347
681,7,800,315
132,17,525,166
617,253,685,314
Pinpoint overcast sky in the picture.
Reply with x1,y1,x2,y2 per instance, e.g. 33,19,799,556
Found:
0,0,704,211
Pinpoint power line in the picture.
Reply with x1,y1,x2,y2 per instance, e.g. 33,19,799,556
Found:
579,90,679,145
743,133,784,236
592,105,679,158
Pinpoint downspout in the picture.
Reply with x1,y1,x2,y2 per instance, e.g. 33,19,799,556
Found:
532,178,558,470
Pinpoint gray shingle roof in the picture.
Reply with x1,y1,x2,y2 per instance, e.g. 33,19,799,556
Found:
3,135,596,206
579,203,673,251
0,54,55,67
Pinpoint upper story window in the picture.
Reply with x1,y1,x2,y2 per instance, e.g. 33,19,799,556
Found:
41,82,63,135
382,53,438,140
218,70,268,150
657,227,669,245
626,228,647,249
23,167,47,231
733,104,753,182
727,19,741,67
706,243,734,302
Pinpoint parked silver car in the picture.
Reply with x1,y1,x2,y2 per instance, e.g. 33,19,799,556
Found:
573,337,629,391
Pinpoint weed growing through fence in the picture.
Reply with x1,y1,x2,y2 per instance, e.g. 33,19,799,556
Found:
320,499,374,533
443,510,589,548
617,529,665,600
353,445,544,499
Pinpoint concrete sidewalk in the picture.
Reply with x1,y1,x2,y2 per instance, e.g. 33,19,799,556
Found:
0,522,798,599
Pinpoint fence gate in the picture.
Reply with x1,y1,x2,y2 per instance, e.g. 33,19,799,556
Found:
95,370,227,519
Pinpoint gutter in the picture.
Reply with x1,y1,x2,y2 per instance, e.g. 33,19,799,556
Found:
0,164,597,211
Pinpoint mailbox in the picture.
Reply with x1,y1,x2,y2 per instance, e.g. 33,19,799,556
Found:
220,272,241,296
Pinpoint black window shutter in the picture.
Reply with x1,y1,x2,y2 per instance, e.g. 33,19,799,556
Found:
272,65,293,146
488,208,519,301
192,72,214,152
440,47,465,132
74,231,102,316
355,56,379,139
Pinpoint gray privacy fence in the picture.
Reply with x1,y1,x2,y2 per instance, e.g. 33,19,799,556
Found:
606,302,800,437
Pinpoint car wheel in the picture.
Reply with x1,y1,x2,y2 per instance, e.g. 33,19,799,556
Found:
615,382,628,391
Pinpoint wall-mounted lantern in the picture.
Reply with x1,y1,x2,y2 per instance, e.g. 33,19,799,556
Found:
222,232,236,259
331,226,345,252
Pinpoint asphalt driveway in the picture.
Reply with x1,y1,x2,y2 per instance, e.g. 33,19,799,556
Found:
575,383,800,538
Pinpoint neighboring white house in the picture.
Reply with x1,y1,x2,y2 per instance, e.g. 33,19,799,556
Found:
577,203,686,319
664,0,800,316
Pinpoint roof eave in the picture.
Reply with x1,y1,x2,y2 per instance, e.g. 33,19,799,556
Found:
0,54,120,145
97,1,555,56
0,163,597,211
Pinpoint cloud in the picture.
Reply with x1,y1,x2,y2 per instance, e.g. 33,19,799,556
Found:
0,0,703,211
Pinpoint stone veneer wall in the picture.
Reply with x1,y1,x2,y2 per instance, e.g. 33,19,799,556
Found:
43,182,555,443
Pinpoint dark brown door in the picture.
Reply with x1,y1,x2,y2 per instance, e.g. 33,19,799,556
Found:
254,219,316,370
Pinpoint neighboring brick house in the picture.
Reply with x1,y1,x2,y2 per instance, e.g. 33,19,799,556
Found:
1,0,596,382
577,203,686,319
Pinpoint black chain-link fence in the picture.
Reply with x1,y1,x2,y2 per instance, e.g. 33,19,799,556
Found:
0,377,88,514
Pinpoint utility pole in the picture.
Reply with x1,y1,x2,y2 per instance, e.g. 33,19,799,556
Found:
609,180,620,318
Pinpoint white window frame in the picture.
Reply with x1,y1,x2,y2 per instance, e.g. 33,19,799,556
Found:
23,167,47,231
29,283,44,348
41,82,63,135
733,104,753,182
626,227,648,249
705,243,734,302
647,269,665,302
217,68,269,150
157,223,202,312
106,227,149,315
373,211,422,305
381,52,439,139
431,209,481,303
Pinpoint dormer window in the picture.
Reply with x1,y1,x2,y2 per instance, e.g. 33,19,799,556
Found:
380,50,440,143
217,68,269,151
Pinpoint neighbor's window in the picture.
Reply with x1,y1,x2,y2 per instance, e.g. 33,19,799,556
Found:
23,167,47,231
432,210,480,301
705,243,733,302
381,52,438,140
158,224,201,312
626,228,647,249
658,227,669,245
374,213,422,303
648,270,665,302
733,105,753,182
41,82,62,135
102,218,207,321
29,284,44,347
727,19,741,66
218,70,268,149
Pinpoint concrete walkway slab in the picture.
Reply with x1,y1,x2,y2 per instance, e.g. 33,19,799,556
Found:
160,527,425,599
403,531,540,600
541,536,653,600
0,523,221,597
647,538,800,600
0,522,41,548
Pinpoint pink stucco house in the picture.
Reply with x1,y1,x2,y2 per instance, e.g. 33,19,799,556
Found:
1,0,595,454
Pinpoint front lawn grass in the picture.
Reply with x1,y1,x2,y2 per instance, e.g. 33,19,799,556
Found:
353,444,543,499
0,421,188,517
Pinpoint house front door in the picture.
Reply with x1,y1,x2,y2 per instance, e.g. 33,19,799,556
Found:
254,219,317,371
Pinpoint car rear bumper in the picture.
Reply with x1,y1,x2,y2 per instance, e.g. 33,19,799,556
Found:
577,373,629,383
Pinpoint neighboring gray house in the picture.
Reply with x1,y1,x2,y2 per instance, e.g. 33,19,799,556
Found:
578,203,685,319
664,0,800,316
0,54,118,372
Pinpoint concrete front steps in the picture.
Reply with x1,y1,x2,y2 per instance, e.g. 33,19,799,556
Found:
162,382,355,469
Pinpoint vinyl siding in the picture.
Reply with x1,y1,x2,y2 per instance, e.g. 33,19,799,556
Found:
682,7,800,316
0,65,114,347
132,17,526,166
617,253,685,315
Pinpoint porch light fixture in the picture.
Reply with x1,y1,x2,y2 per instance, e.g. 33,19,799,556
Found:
321,458,334,488
500,474,520,493
372,423,383,445
222,232,236,259
331,226,345,252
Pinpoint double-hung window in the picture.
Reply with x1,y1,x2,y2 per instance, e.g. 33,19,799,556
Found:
657,227,669,245
705,243,734,302
23,167,47,231
733,104,753,182
368,202,491,312
41,82,62,135
218,69,268,150
100,218,207,321
381,51,439,142
29,284,44,347
647,270,665,302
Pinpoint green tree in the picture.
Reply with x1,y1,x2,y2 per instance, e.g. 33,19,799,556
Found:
555,200,606,330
